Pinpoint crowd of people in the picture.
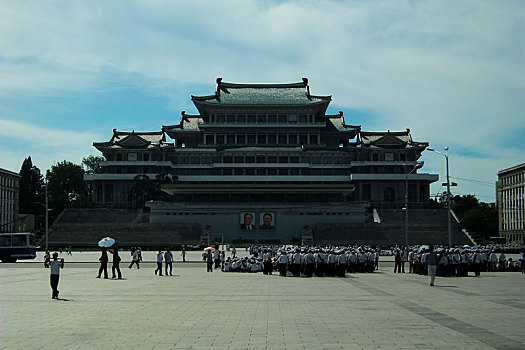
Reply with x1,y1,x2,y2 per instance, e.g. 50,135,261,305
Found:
218,245,380,277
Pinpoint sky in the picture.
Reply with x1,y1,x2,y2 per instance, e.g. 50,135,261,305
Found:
1,0,524,203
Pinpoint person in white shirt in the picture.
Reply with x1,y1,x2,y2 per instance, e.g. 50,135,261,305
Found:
498,252,506,272
164,248,173,276
48,253,64,299
278,251,288,276
129,248,140,269
155,250,163,276
292,249,302,277
305,250,315,277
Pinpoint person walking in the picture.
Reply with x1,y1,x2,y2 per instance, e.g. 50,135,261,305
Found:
97,248,109,279
48,252,64,299
181,248,186,262
425,246,438,286
129,248,140,269
164,248,173,276
109,248,122,279
155,250,163,276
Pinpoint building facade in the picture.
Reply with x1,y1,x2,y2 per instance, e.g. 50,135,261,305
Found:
497,163,525,244
0,168,20,233
86,78,438,243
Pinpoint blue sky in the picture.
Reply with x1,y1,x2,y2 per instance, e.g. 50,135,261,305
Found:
1,0,524,202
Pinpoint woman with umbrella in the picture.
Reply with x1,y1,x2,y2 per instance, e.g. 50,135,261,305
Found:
97,237,115,279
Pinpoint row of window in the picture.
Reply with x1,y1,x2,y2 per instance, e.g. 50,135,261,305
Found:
173,168,348,176
209,113,315,124
500,172,525,186
173,154,346,164
201,133,321,146
0,175,17,189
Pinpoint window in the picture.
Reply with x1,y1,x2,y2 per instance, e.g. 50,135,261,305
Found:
227,114,235,123
256,169,266,175
384,187,395,202
237,114,246,123
237,134,245,144
278,115,287,123
299,134,307,145
385,153,394,161
223,156,233,163
248,134,256,144
216,114,225,123
227,134,235,144
257,134,266,144
268,168,277,175
290,156,299,163
216,134,224,144
247,115,256,123
143,154,149,161
116,153,122,161
234,156,244,163
223,168,233,175
234,168,243,175
268,134,276,144
268,156,277,163
288,114,297,122
268,114,277,123
278,169,288,175
256,156,266,163
12,235,26,247
257,115,266,123
278,157,288,163
400,154,406,161
205,134,214,144
310,135,318,144
289,134,297,144
279,134,287,144
245,156,255,163
299,114,307,123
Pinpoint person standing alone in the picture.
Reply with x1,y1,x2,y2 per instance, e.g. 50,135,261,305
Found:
205,249,213,272
48,253,64,299
425,246,438,286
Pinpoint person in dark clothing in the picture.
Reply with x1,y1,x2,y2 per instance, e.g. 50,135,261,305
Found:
97,248,109,279
109,247,122,279
205,249,213,272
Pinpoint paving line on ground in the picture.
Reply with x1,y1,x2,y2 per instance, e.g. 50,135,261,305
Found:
342,277,524,350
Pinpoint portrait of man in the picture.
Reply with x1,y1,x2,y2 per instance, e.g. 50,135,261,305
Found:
259,212,275,230
240,212,256,230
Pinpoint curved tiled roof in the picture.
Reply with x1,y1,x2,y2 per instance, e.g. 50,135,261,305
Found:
192,78,331,106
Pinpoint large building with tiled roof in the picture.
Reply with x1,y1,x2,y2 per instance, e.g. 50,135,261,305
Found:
85,78,439,244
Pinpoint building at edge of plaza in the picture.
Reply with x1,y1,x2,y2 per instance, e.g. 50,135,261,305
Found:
85,78,439,244
497,163,525,244
0,168,20,233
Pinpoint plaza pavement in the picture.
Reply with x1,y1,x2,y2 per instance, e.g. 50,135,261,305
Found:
1,251,524,350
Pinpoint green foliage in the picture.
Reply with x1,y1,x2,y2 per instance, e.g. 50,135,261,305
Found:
18,156,45,214
129,173,175,208
82,155,105,174
46,161,87,219
452,195,498,242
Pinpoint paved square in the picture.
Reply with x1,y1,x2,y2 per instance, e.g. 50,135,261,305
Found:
1,252,524,349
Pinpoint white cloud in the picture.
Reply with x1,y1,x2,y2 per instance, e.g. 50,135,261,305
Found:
0,119,103,173
0,0,523,200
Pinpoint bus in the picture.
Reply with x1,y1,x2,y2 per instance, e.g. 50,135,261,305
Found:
0,233,37,262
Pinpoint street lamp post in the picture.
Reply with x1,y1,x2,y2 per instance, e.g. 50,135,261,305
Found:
405,162,424,249
45,179,49,252
427,147,452,248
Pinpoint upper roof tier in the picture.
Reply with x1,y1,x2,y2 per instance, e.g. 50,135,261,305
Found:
191,78,331,107
93,129,172,150
351,129,428,150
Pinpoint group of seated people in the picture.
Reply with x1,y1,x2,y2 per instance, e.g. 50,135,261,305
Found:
223,245,381,277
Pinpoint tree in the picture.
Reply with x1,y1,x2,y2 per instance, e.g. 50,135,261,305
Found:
18,156,45,214
452,195,498,242
46,161,87,220
129,173,175,209
82,155,105,174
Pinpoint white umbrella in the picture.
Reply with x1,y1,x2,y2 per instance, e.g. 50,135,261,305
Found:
98,237,115,248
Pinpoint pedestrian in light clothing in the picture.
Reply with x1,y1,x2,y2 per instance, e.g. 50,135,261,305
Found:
425,246,438,286
129,248,140,269
155,250,163,276
48,253,64,299
164,248,173,276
